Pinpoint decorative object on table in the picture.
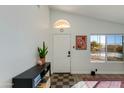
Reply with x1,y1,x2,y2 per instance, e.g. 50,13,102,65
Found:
37,60,43,66
53,19,71,32
38,41,48,65
76,35,87,50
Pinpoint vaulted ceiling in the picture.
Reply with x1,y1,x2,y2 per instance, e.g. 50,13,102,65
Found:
49,5,124,25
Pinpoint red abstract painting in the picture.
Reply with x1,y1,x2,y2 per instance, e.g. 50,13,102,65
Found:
76,35,87,50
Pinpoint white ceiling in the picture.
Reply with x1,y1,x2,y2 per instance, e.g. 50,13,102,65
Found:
49,5,124,25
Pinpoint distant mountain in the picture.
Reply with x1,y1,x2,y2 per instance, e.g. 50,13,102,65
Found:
107,45,123,52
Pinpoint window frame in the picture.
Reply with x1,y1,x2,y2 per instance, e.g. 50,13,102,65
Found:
90,33,124,63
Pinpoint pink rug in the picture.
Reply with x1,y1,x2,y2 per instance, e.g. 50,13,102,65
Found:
84,81,98,88
95,81,121,88
72,81,122,88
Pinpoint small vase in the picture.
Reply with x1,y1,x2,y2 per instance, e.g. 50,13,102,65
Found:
38,60,43,66
40,57,45,65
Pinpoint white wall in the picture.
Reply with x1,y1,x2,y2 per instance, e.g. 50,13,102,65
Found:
0,6,50,87
50,9,124,74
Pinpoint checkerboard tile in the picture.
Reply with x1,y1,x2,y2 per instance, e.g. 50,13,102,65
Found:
51,73,75,88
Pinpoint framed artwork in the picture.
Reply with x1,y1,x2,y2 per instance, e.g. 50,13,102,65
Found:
76,35,87,50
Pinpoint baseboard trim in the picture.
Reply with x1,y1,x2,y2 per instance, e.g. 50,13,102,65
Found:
0,83,12,88
71,71,124,74
53,72,71,74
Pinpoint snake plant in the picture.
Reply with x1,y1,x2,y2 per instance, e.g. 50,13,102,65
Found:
38,42,48,58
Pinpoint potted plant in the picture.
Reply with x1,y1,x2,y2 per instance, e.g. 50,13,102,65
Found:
38,41,48,65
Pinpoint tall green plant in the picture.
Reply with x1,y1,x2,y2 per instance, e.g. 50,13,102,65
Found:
38,42,48,58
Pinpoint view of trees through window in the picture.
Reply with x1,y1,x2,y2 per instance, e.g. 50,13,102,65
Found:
91,34,123,62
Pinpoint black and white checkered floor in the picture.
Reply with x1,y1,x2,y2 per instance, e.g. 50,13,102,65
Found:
51,73,76,88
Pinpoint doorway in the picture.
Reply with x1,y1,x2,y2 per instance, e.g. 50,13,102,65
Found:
53,34,71,73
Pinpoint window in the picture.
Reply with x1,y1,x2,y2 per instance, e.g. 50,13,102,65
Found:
90,34,123,62
90,35,106,62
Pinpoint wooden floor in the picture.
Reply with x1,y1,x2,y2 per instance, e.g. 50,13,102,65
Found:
74,74,124,82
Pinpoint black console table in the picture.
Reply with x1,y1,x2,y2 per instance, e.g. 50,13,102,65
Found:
12,62,51,88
